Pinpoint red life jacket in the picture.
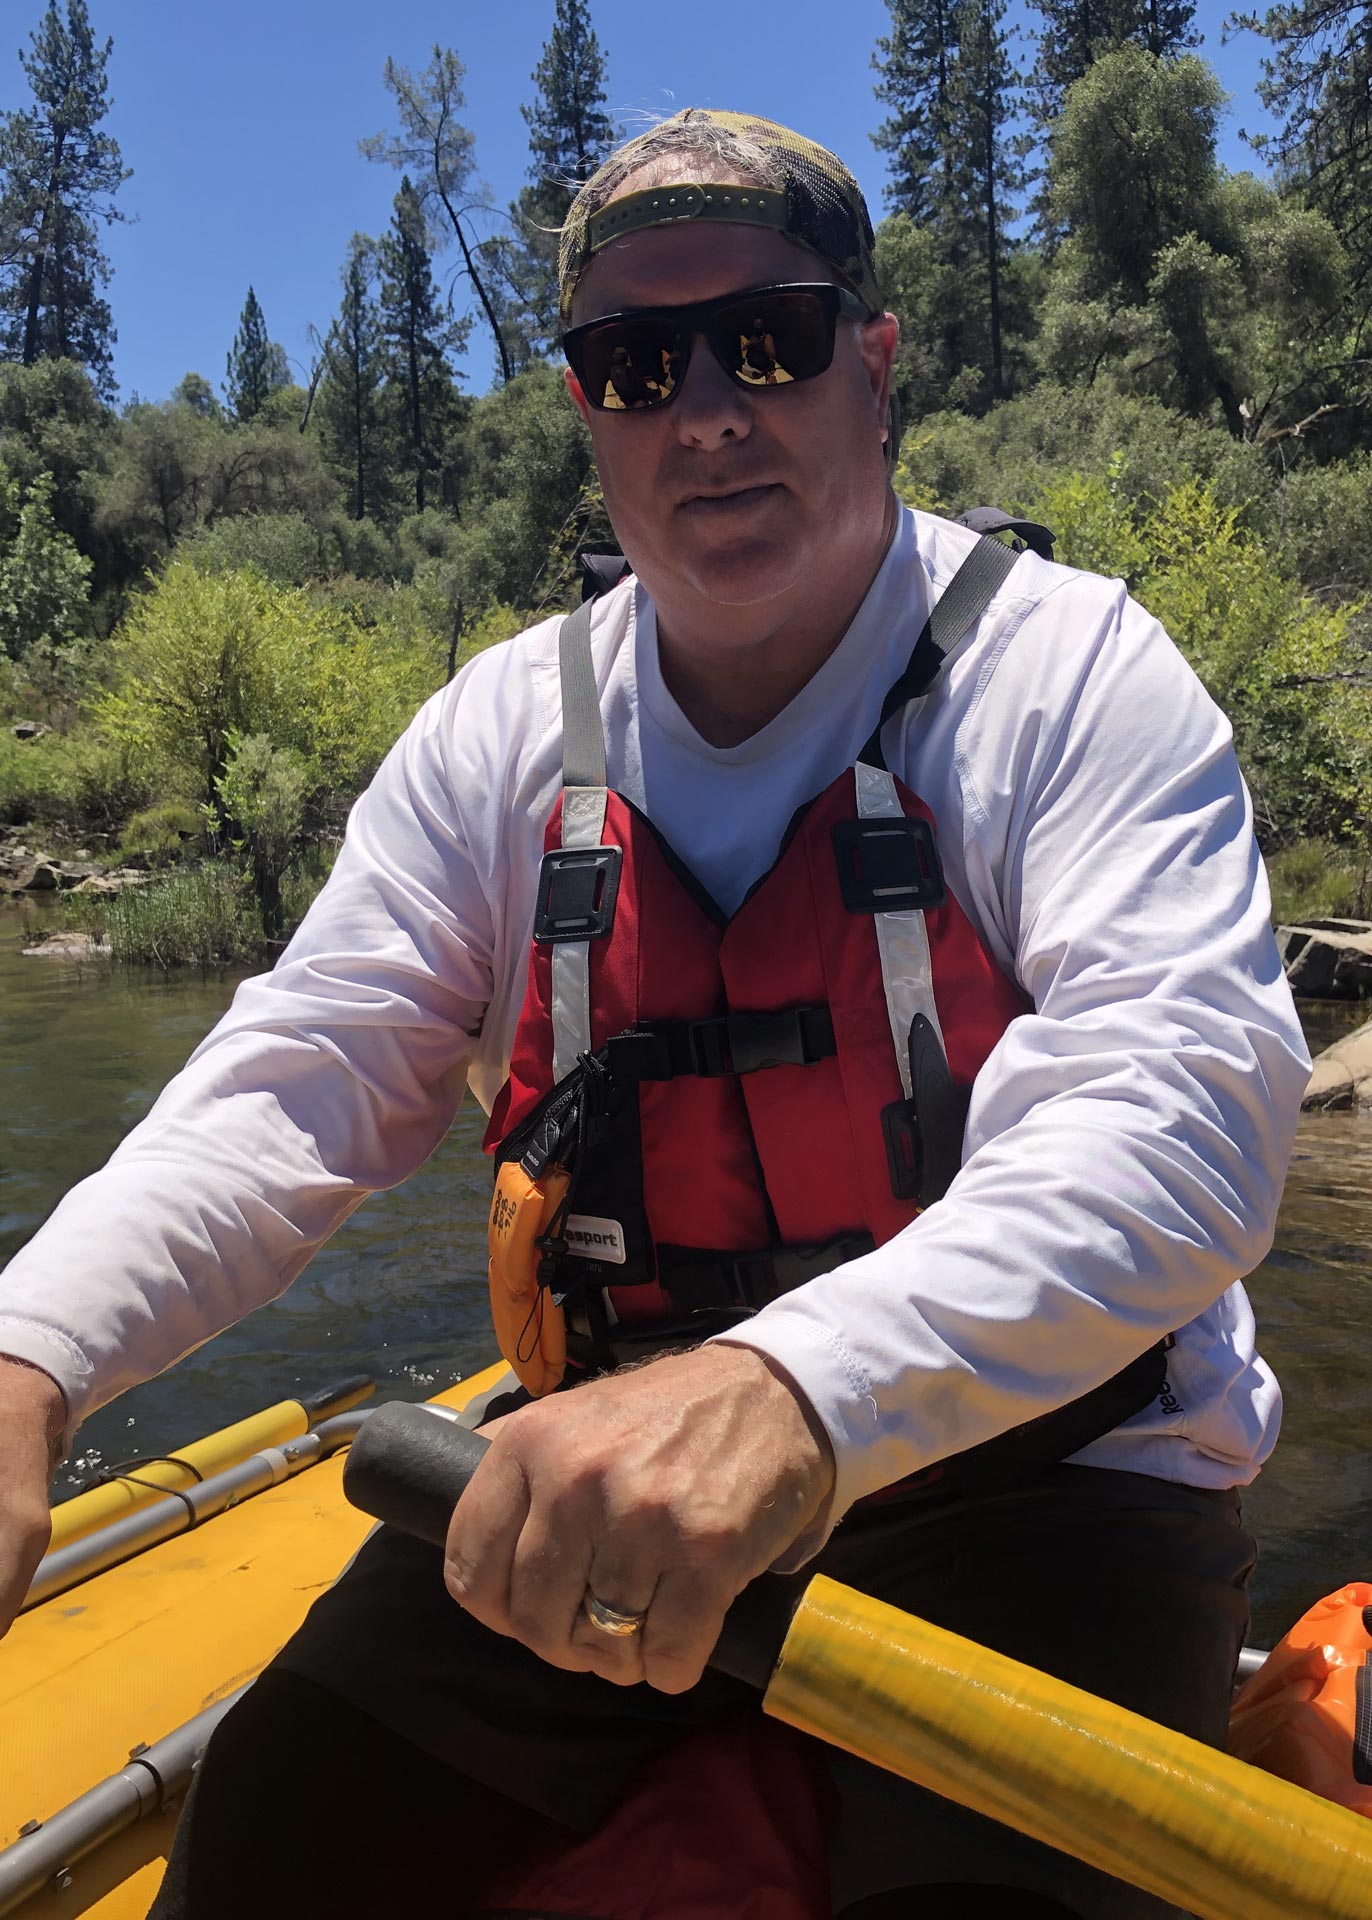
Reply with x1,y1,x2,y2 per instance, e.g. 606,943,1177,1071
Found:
484,534,1164,1471
485,760,1027,1340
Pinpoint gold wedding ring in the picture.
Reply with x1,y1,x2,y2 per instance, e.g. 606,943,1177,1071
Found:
583,1590,650,1638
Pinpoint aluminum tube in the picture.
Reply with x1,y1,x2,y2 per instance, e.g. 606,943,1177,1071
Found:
1235,1646,1270,1683
25,1409,372,1610
0,1688,247,1916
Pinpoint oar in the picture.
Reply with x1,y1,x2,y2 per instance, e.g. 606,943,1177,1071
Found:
343,1403,1372,1920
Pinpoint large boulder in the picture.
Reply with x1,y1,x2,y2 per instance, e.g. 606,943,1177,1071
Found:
1303,1018,1372,1109
1277,920,1372,999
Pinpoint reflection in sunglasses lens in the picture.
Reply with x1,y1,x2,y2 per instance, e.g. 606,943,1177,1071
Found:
594,322,684,410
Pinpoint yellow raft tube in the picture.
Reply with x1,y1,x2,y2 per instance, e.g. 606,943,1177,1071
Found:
0,1367,506,1919
6,1371,1372,1919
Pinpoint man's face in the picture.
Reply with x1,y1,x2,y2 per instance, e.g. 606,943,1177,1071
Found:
564,192,898,623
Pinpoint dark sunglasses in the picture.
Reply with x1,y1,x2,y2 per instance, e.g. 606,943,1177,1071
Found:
563,281,873,414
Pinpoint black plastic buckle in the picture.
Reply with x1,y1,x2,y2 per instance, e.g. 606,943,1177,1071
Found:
831,817,944,914
882,1099,923,1203
532,846,623,943
681,1008,837,1077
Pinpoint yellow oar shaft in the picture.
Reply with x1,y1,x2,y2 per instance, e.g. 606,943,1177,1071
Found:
765,1575,1372,1920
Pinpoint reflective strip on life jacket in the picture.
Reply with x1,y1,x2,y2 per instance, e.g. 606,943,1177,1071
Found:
551,784,610,1081
854,760,945,1102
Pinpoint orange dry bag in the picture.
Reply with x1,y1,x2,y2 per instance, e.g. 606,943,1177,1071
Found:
487,1156,571,1398
1228,1582,1372,1816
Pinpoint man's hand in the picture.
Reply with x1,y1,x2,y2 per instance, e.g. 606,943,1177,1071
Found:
444,1344,834,1695
0,1356,65,1638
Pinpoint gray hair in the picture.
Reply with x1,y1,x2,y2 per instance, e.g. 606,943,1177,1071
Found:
564,115,782,232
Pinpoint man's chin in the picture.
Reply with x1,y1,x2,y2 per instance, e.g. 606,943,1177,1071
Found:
674,532,808,609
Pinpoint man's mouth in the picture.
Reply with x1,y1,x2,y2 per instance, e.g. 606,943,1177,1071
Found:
680,482,782,514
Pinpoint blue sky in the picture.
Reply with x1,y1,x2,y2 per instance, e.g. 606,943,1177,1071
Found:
0,0,1279,402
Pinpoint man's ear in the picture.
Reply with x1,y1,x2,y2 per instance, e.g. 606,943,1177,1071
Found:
564,363,593,427
859,311,900,443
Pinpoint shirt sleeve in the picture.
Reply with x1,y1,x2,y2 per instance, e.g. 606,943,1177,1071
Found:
716,570,1311,1535
0,672,501,1448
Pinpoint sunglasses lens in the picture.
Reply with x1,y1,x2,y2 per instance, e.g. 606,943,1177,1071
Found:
577,317,685,412
718,290,836,389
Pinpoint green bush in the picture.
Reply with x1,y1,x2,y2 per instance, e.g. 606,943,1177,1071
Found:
214,732,308,941
119,802,203,867
97,561,428,815
0,728,148,832
894,386,1272,531
1276,456,1372,599
75,864,263,970
181,512,331,586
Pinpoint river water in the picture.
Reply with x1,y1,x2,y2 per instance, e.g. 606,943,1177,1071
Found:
2,899,1369,1648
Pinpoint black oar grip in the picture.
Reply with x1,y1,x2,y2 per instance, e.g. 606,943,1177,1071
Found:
342,1398,799,1689
344,1402,490,1548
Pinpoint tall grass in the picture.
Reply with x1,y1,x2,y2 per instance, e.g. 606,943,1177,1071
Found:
77,866,263,971
1266,839,1365,928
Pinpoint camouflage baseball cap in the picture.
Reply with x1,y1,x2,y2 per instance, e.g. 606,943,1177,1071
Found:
558,108,883,325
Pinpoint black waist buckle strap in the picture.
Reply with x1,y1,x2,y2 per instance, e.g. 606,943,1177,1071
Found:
605,1007,836,1082
657,1232,876,1318
563,1232,877,1375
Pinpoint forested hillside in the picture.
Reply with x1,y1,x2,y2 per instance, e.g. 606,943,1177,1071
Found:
0,0,1368,962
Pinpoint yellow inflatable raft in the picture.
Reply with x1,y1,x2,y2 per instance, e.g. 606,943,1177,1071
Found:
0,1366,507,1920
7,1372,1372,1920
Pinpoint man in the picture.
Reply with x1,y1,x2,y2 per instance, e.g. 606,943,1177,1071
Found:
0,109,1309,1918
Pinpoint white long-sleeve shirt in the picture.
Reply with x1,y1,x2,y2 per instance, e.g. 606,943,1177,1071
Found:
0,507,1310,1527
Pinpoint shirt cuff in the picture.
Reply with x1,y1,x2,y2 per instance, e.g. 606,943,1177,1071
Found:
710,1313,884,1566
0,1319,92,1461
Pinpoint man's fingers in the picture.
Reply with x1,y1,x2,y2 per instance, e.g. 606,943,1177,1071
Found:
571,1540,661,1686
443,1443,532,1633
638,1562,738,1695
505,1502,594,1669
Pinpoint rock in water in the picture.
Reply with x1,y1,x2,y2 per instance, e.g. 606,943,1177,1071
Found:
21,931,111,961
1277,920,1372,999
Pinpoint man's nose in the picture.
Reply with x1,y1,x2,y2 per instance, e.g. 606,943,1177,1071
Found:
671,331,753,449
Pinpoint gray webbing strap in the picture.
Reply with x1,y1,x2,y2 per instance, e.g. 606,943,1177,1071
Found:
926,534,1022,663
861,533,1024,766
558,598,607,790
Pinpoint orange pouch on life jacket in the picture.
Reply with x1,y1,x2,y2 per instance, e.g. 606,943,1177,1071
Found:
488,1157,571,1398
1228,1581,1372,1815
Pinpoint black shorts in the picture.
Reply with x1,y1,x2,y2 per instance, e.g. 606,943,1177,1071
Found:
269,1461,1254,1919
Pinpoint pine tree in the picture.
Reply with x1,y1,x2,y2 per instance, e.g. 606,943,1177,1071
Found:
362,49,512,385
1237,0,1372,307
378,178,466,513
225,287,288,422
872,0,961,223
485,0,614,361
316,236,386,520
873,0,1023,404
1030,0,1197,128
948,0,1025,400
523,0,613,189
0,0,130,395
